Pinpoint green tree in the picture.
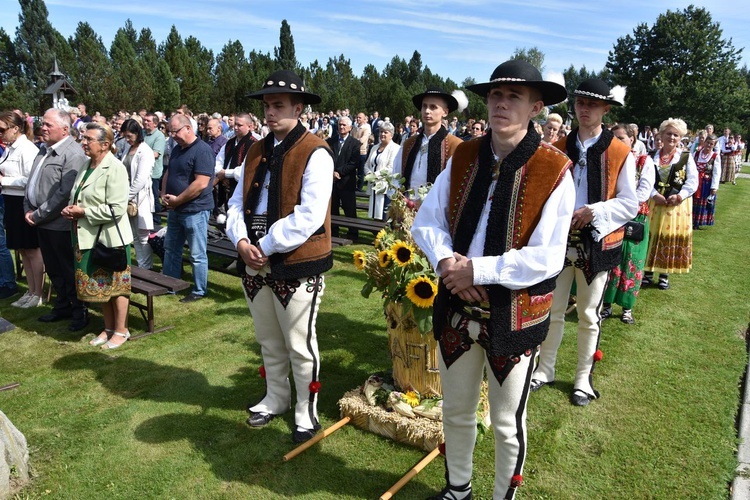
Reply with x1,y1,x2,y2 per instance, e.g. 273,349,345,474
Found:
511,47,545,72
462,77,486,122
606,5,750,129
152,59,180,113
182,36,214,112
68,22,114,115
274,19,298,71
14,0,73,110
110,22,154,112
160,25,189,109
245,49,275,115
213,40,250,113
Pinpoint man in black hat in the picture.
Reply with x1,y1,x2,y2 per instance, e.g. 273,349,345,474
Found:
412,59,575,500
225,70,334,444
392,87,465,197
532,78,638,407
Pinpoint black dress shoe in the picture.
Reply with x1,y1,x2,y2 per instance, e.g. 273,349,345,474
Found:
68,314,90,332
179,292,205,303
529,379,553,392
38,311,72,323
600,304,612,320
292,425,320,444
0,287,19,300
246,411,276,428
571,389,597,407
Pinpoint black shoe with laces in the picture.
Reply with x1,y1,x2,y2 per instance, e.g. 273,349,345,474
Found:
427,483,472,500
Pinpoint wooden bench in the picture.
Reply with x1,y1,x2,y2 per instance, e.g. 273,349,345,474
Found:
129,266,191,338
331,215,385,237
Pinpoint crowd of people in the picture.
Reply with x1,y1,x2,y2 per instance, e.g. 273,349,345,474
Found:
0,61,746,498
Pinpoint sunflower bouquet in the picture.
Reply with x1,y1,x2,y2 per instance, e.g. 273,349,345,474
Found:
353,190,437,334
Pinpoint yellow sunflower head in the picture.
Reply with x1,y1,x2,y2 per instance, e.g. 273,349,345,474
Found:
405,275,438,308
403,391,421,407
390,240,415,267
378,250,391,268
374,228,387,248
352,250,366,270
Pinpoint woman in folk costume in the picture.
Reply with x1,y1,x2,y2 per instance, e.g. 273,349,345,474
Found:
643,118,698,290
733,134,744,182
719,128,736,184
391,87,466,199
692,134,721,229
601,123,656,325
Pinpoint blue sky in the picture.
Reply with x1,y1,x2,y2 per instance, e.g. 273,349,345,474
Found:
3,1,749,85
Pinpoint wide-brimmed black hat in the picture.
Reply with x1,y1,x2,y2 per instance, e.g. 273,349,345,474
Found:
247,70,321,105
572,78,623,106
466,60,567,106
412,87,459,113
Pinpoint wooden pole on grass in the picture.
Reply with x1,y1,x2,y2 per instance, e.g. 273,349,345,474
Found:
0,382,20,392
282,416,351,461
379,446,442,499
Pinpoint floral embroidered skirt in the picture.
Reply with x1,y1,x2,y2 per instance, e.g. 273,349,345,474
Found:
74,240,132,303
720,154,735,183
645,197,692,274
692,175,716,228
603,213,649,309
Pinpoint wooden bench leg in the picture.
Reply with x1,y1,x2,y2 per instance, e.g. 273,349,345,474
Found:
147,295,155,334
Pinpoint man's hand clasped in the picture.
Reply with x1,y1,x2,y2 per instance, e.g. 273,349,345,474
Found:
439,252,488,303
238,239,268,270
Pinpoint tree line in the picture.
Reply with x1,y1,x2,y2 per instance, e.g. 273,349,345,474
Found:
1,1,749,133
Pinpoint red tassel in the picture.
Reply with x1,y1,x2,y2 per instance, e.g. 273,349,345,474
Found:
258,366,266,378
309,381,321,393
594,349,603,362
511,474,523,487
438,442,446,455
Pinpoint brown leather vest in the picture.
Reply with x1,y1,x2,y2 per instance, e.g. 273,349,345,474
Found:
433,132,572,356
242,132,333,280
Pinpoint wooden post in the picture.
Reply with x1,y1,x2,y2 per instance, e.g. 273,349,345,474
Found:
379,446,442,500
0,383,20,392
282,416,351,462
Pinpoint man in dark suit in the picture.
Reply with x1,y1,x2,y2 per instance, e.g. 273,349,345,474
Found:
24,108,88,331
327,116,359,240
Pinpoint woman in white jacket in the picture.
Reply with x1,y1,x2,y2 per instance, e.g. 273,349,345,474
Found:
0,111,44,308
119,119,155,269
364,121,400,220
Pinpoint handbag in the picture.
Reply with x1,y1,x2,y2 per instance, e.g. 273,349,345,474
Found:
91,205,128,272
127,200,138,217
623,220,645,242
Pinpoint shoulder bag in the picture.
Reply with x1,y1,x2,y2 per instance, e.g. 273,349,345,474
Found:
91,205,128,272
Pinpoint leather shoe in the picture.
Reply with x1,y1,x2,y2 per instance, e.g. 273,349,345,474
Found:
68,313,90,332
530,379,553,392
180,292,205,303
38,311,72,323
571,389,597,407
292,425,320,444
246,411,276,428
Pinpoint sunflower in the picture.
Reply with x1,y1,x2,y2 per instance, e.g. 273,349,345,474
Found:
405,275,438,308
352,250,366,270
378,250,391,268
374,228,387,248
403,391,421,407
390,240,415,267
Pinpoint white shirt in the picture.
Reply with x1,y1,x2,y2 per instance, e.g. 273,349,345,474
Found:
572,132,638,242
411,155,576,291
693,148,722,191
392,132,436,193
0,134,40,197
651,148,699,200
226,136,334,257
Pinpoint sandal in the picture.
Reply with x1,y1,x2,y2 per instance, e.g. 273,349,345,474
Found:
621,309,635,324
89,329,114,347
101,331,130,350
658,275,670,290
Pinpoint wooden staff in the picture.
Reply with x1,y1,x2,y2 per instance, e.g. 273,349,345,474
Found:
282,416,351,461
380,446,442,499
0,383,20,392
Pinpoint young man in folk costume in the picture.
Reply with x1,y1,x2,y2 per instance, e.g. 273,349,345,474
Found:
392,87,465,197
412,60,575,500
225,70,334,444
532,79,638,406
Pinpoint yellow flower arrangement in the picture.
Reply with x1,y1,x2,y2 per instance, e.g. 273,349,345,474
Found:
354,191,437,334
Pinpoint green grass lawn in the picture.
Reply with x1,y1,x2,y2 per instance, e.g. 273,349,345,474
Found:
1,178,749,499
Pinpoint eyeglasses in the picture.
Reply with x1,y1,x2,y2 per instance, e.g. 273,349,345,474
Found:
170,126,186,135
473,127,482,131
80,136,102,143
